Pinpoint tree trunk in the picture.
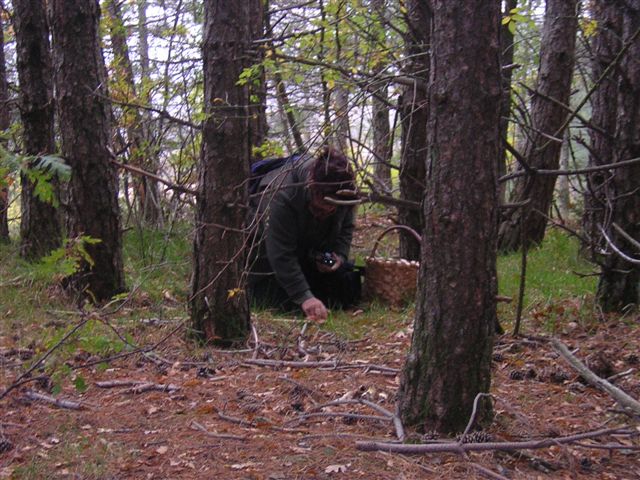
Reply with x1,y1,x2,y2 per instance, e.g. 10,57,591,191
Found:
15,0,63,259
582,0,622,259
106,0,161,228
0,10,10,242
190,0,252,345
397,0,501,434
248,0,268,155
51,0,125,301
370,0,392,192
497,0,578,252
398,0,430,261
596,0,640,312
498,0,518,205
556,129,571,220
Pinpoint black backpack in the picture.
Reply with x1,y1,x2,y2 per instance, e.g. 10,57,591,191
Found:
249,153,302,195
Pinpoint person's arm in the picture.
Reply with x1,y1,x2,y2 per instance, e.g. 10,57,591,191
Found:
264,194,313,305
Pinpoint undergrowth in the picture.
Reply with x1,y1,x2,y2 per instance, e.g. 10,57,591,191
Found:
1,224,600,392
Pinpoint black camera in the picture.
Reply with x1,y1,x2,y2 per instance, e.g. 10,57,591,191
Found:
320,252,335,267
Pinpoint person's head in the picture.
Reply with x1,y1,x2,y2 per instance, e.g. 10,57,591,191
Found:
308,147,358,219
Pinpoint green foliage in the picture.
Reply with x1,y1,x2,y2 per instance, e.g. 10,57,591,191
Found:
34,236,102,281
502,7,536,35
0,141,70,207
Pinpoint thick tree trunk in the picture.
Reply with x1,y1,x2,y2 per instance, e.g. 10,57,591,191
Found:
51,0,125,301
596,0,640,312
190,0,252,345
15,0,63,259
0,11,10,242
397,1,501,434
398,0,430,261
583,1,622,259
497,0,578,252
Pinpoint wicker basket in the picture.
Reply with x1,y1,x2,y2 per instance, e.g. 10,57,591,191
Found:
364,225,421,307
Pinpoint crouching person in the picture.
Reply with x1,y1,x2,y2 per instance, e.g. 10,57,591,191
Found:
248,147,362,322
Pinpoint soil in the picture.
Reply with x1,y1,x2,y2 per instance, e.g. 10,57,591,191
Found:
1,216,639,479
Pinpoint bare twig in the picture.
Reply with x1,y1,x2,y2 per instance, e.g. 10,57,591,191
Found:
0,315,91,400
552,338,640,416
470,462,511,480
24,390,85,410
190,421,248,441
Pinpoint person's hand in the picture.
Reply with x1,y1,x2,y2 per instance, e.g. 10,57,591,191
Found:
301,297,328,322
316,252,343,273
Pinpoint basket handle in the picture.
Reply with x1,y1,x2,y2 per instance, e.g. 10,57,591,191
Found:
368,225,422,259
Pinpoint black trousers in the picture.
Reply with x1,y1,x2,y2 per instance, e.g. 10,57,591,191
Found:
248,260,362,312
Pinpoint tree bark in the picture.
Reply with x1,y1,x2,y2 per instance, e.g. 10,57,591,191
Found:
248,0,268,155
0,9,10,242
370,0,392,192
190,0,252,345
398,0,430,261
51,0,125,301
397,1,501,434
596,0,640,312
582,0,622,259
497,0,578,252
15,0,63,259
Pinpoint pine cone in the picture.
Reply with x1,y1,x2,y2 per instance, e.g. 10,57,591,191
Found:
456,431,494,444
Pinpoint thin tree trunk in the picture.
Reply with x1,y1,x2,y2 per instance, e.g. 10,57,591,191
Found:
14,0,63,259
497,0,578,252
52,0,125,301
0,8,10,242
249,0,267,155
371,0,392,191
498,0,518,205
106,0,160,227
397,0,501,434
190,0,252,345
596,0,640,312
398,0,430,261
557,129,571,220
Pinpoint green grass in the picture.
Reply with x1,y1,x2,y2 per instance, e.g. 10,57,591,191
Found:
497,229,598,332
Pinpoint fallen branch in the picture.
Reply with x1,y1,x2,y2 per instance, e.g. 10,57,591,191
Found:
96,380,148,388
242,358,398,375
356,426,632,454
124,382,181,394
190,421,248,441
470,462,511,480
24,389,85,410
551,338,640,416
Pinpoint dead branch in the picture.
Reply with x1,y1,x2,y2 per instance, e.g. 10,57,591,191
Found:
190,421,248,441
111,160,198,197
124,382,181,394
551,338,640,416
287,411,390,426
24,389,85,410
607,368,635,383
95,380,147,388
242,358,398,375
356,426,633,454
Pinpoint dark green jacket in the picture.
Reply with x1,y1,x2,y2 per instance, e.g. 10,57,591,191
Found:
251,155,355,304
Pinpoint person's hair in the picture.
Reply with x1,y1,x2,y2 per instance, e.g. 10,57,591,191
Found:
310,147,355,194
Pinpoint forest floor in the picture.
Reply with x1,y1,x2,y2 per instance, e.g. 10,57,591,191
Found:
1,215,639,479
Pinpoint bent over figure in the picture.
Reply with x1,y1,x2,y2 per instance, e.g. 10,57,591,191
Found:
248,147,362,322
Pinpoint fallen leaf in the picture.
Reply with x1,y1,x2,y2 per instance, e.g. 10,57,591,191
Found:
156,446,168,455
325,464,348,474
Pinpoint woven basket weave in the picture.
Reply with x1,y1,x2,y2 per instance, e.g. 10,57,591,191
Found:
364,225,421,307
